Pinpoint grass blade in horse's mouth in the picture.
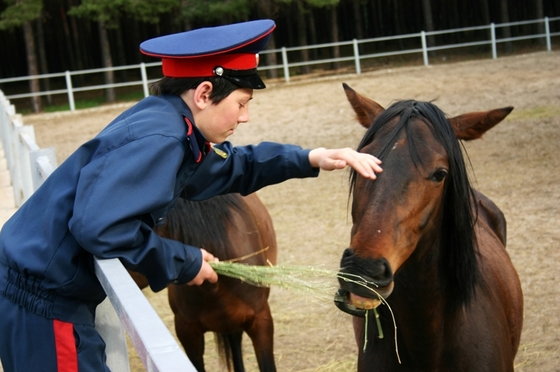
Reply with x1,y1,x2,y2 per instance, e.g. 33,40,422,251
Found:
349,292,381,309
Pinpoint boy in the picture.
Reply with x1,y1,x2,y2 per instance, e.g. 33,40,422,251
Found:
0,19,382,371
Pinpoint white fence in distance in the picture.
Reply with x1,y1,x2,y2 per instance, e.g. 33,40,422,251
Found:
1,17,559,112
0,90,196,371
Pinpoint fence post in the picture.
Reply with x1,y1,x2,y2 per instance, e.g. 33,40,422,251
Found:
96,298,131,372
353,39,361,75
17,129,39,202
544,17,551,51
140,63,150,98
281,47,290,83
8,116,30,207
491,23,497,59
0,96,9,169
421,31,429,66
94,258,196,371
0,98,16,172
65,71,76,112
29,149,57,190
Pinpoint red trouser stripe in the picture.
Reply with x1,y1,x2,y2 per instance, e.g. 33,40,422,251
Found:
53,319,78,372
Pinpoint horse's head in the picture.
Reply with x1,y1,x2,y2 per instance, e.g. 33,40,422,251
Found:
335,83,513,317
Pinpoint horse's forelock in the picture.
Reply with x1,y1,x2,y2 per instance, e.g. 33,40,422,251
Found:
350,101,412,192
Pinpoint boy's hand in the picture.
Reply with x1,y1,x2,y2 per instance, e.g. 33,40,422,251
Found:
309,147,382,180
187,249,218,286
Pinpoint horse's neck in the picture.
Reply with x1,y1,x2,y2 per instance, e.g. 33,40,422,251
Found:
390,243,456,322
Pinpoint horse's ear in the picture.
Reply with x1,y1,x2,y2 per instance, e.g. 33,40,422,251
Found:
448,107,513,141
343,83,385,128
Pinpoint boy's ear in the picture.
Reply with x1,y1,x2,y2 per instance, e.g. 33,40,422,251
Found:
193,81,213,109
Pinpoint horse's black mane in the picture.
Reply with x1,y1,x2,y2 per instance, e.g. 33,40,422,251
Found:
350,100,480,308
159,194,248,260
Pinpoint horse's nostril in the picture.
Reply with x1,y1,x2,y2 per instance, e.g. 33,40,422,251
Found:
382,260,391,277
339,249,394,289
371,258,393,285
342,248,354,259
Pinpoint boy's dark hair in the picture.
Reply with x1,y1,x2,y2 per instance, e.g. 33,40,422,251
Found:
150,76,241,104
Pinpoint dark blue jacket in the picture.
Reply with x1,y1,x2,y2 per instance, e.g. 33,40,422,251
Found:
0,94,318,324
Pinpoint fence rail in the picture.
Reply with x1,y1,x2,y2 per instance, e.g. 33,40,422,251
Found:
1,17,559,112
0,90,195,371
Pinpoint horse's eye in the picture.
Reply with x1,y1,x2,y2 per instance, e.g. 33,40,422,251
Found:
430,169,448,182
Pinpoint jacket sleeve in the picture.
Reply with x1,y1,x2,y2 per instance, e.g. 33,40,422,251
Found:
68,134,202,291
183,141,320,200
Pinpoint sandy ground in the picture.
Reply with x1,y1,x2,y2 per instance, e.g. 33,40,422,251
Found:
18,51,560,371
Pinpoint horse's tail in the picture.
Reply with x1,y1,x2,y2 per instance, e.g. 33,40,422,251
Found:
214,332,242,372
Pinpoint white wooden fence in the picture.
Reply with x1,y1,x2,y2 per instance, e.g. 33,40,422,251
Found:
0,90,195,371
1,16,559,112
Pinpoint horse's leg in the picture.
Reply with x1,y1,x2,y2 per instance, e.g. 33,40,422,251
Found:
244,303,276,372
226,331,246,372
174,313,206,372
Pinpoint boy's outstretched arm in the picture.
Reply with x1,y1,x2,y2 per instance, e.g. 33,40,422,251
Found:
308,147,383,180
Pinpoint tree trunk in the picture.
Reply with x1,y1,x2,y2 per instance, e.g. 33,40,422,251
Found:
36,14,52,106
480,0,490,25
536,0,545,46
307,9,317,60
114,24,128,81
352,0,364,40
60,6,76,70
254,0,278,79
500,0,513,53
98,20,116,103
330,6,340,70
421,0,436,53
391,0,404,48
68,0,84,71
296,1,310,75
264,35,278,80
23,21,42,113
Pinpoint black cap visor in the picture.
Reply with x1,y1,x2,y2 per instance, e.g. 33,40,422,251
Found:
215,67,266,89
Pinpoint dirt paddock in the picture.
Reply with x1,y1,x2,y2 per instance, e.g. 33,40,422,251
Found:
23,51,560,371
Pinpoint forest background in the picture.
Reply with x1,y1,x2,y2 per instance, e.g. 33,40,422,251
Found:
1,0,559,113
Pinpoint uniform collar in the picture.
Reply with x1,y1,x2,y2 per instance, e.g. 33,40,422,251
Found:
159,94,211,163
160,94,194,120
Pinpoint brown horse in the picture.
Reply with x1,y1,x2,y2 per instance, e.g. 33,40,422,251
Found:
334,84,523,371
131,193,277,372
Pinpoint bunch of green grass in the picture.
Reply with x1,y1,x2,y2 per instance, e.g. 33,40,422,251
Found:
209,260,401,361
209,260,340,303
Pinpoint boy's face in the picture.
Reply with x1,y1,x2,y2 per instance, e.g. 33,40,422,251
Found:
197,88,253,144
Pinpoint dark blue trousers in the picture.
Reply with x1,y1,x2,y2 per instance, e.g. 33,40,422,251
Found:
0,275,110,372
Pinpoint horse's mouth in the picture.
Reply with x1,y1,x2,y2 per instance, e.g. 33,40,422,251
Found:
334,288,382,317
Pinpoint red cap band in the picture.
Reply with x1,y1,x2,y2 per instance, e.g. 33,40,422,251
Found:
162,53,258,78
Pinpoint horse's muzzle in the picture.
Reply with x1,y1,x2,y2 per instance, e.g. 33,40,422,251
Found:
334,248,394,317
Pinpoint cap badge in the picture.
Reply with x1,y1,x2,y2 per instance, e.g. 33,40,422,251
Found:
214,66,224,76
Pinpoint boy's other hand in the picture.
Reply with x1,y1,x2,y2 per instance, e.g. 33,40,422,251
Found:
309,147,382,180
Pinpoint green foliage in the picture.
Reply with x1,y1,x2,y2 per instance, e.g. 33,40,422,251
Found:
68,0,176,27
68,0,128,27
304,0,339,8
0,0,42,30
275,0,339,8
124,0,177,24
178,0,251,25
